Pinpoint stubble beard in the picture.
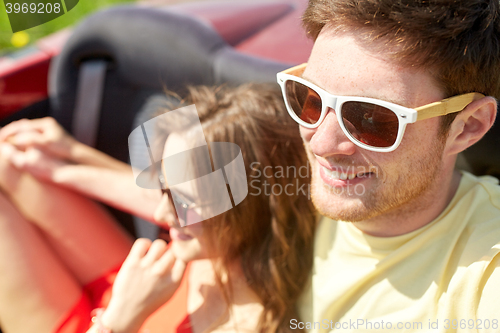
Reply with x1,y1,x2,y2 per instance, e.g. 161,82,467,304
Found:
310,141,446,223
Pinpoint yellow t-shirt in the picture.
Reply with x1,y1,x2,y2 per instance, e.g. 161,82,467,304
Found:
297,171,500,332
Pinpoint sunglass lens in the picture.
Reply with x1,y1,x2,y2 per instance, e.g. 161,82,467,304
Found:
341,102,399,148
285,80,322,125
171,194,191,226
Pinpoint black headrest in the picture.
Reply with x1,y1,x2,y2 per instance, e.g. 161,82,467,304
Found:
48,5,288,162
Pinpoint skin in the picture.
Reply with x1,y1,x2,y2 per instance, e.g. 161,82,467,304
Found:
0,121,260,333
302,26,497,237
0,119,133,333
0,118,161,221
101,239,187,333
154,132,211,262
75,123,262,333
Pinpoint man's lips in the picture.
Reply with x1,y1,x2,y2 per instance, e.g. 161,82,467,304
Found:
317,161,376,186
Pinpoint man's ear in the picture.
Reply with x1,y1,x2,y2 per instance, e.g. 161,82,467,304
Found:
445,96,497,156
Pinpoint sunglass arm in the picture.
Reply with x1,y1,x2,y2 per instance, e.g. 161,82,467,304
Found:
415,92,485,121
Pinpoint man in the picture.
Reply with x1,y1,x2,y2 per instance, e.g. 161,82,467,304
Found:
278,1,500,332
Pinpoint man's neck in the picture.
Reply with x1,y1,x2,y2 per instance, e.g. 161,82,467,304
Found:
351,169,462,237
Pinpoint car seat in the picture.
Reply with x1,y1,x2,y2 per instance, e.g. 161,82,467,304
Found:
47,3,294,237
4,1,499,239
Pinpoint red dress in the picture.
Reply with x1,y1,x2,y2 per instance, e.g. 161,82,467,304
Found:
53,264,192,333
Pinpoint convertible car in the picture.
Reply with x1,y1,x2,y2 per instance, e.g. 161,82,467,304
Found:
0,0,498,239
0,0,315,237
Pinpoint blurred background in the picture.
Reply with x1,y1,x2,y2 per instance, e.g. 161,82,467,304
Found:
0,0,240,55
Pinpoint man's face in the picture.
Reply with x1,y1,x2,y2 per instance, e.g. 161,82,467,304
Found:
302,27,449,223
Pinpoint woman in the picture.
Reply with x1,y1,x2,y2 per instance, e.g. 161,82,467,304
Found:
0,84,315,333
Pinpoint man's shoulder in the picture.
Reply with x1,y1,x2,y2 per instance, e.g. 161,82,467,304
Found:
459,171,500,208
446,172,500,264
443,172,500,230
457,171,500,205
457,172,500,240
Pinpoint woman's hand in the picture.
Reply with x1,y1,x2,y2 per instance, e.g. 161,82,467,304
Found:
0,142,67,181
0,117,129,172
100,238,187,333
0,117,76,160
0,117,160,220
0,117,78,181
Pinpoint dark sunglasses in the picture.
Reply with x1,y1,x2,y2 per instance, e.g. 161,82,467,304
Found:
277,63,484,152
160,188,194,227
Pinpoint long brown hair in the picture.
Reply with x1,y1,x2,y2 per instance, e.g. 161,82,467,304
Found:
157,83,316,332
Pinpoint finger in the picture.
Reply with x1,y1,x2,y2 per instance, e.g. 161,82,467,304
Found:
0,119,29,137
22,148,66,176
11,147,45,167
8,147,31,169
0,144,42,168
0,143,16,160
0,143,32,171
142,239,168,265
126,238,152,262
0,118,48,140
25,117,63,135
9,131,48,149
0,117,58,142
0,120,32,142
154,249,176,274
10,147,37,169
170,258,187,283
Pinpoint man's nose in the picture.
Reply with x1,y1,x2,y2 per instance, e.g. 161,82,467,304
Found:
153,194,179,228
307,108,357,157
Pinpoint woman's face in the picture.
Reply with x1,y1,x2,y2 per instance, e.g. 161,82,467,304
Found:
153,133,211,262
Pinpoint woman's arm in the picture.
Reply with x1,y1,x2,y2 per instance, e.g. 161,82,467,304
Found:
53,164,161,221
0,117,126,169
86,239,187,333
0,117,162,221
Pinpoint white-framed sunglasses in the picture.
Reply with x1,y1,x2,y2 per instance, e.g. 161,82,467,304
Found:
277,63,484,152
